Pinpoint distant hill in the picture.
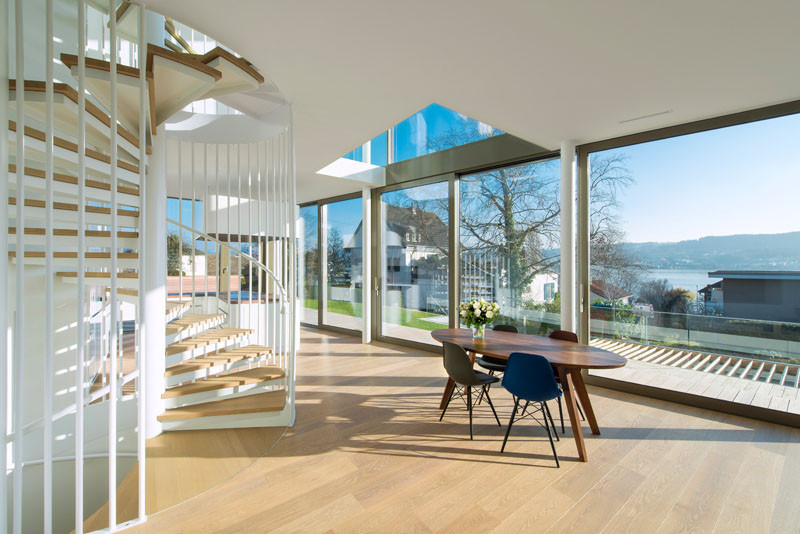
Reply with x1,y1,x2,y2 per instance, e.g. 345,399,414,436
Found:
621,231,800,270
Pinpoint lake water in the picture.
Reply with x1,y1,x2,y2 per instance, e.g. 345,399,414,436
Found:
643,269,722,291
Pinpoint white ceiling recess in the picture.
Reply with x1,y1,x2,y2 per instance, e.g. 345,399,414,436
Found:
145,0,800,203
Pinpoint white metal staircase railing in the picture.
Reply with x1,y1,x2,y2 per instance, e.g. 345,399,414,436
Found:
167,217,295,373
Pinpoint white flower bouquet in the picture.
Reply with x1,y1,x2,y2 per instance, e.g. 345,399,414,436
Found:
459,299,500,338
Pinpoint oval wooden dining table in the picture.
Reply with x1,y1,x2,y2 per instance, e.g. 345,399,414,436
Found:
431,328,627,462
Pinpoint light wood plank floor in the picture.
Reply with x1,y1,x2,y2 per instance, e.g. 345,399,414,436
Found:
128,328,800,534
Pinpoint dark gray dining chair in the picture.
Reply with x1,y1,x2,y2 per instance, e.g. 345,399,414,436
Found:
440,341,502,439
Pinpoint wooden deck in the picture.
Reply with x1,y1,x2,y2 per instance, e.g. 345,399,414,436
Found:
127,328,800,533
590,338,800,415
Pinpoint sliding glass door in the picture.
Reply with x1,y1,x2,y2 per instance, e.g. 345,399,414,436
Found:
322,198,363,330
379,180,450,345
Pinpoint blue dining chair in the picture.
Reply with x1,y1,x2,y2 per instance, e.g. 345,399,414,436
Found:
500,352,562,467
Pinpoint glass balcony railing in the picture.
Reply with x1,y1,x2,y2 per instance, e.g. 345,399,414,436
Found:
590,305,800,365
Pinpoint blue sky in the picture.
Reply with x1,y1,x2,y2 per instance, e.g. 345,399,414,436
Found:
603,112,800,243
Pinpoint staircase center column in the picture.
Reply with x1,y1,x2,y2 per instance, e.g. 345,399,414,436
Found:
144,124,167,438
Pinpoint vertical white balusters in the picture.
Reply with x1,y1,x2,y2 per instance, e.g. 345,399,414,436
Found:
237,144,242,327
191,142,196,309
136,5,147,522
107,0,118,526
178,141,183,303
215,143,220,317
13,0,25,531
44,0,55,530
204,143,208,310
248,143,253,335
0,0,8,530
75,5,86,526
271,137,277,362
257,142,262,346
227,144,231,313
289,111,297,418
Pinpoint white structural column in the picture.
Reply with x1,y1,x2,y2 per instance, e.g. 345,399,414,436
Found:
144,125,168,438
361,186,372,343
560,141,577,333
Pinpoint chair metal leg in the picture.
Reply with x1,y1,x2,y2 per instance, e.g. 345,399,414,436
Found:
520,400,530,417
541,402,560,468
440,384,455,422
501,397,519,453
477,371,493,405
483,385,501,426
543,401,559,442
467,386,473,440
557,395,565,434
577,398,586,421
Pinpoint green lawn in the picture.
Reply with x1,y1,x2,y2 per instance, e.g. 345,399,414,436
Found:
303,298,443,331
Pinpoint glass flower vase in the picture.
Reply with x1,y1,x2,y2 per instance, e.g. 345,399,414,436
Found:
472,324,486,339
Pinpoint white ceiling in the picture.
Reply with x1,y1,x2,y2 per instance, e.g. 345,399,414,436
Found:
146,0,800,203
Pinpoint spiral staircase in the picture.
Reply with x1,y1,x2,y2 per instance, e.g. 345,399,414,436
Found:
5,2,295,531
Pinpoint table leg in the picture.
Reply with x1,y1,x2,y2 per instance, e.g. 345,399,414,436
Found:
558,367,588,462
439,378,455,410
571,369,600,435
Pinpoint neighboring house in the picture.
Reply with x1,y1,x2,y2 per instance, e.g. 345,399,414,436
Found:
709,270,800,322
346,204,449,312
523,272,560,303
590,280,633,305
699,280,724,314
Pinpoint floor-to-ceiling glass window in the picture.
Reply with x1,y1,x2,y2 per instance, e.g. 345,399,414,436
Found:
460,158,561,334
585,113,800,415
322,197,363,331
380,181,450,345
299,205,319,325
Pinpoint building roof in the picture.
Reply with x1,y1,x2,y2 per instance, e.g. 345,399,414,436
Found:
590,280,633,300
698,280,723,295
709,270,800,281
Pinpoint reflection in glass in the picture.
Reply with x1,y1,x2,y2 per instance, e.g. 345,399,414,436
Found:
381,181,449,344
299,205,319,325
322,198,363,331
393,103,502,163
460,159,561,334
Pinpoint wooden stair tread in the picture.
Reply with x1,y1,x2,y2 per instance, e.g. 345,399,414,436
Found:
9,79,149,154
9,120,141,175
165,313,225,335
165,329,253,356
193,46,264,84
9,251,137,259
9,164,140,196
165,300,191,314
8,197,139,216
57,271,139,278
164,345,271,376
9,227,139,238
157,390,285,421
162,366,285,398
